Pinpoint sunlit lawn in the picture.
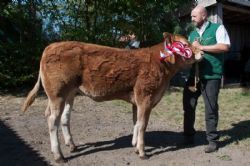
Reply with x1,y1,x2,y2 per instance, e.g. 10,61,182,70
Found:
111,87,250,149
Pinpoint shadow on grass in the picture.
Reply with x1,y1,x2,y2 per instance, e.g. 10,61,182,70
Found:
0,120,49,166
66,130,207,160
220,120,250,148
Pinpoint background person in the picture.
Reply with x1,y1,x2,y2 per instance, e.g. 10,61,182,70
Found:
125,33,140,49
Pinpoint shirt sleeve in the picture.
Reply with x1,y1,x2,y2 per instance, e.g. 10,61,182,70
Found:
216,25,231,45
131,41,140,48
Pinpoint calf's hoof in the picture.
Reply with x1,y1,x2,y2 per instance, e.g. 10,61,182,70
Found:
66,143,77,153
139,154,149,160
55,156,67,163
134,148,139,154
70,145,77,152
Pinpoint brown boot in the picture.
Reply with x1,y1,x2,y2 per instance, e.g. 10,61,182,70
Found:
204,141,218,153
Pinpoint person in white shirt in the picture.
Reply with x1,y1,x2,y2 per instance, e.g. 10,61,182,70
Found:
183,5,230,153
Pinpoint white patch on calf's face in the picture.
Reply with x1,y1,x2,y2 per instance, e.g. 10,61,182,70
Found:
194,50,204,61
195,53,202,61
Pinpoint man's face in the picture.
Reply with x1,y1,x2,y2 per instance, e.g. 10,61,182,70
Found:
191,9,204,28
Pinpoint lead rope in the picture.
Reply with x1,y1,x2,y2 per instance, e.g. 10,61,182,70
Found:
188,63,199,92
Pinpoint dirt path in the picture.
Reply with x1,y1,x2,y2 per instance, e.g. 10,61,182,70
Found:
1,94,250,166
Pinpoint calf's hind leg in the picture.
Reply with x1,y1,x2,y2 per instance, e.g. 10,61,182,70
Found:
60,93,76,152
47,98,65,163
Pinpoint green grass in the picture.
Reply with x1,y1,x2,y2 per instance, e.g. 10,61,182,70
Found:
218,88,250,148
110,87,250,149
217,154,232,161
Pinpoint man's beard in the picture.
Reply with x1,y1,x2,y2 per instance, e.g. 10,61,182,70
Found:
193,21,204,28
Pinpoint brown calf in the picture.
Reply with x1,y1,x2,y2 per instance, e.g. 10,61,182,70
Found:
21,33,202,162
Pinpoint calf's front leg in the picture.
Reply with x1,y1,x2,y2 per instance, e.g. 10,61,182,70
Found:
132,100,151,159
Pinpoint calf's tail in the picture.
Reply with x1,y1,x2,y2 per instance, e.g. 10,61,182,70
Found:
21,70,41,113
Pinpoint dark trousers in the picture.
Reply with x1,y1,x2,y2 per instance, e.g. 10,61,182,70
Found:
183,78,221,142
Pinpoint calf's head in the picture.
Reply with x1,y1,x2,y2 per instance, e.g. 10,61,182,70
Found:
161,32,203,66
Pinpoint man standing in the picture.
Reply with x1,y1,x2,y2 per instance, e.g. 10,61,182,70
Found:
183,5,230,153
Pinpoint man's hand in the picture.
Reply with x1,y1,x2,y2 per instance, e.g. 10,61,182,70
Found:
192,41,230,54
192,40,203,51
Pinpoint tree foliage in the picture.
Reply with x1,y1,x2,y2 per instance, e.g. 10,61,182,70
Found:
0,0,45,89
0,0,193,90
41,0,193,45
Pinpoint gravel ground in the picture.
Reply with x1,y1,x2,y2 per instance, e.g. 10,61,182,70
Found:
1,94,250,166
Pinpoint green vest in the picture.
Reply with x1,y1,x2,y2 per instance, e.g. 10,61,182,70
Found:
189,21,224,79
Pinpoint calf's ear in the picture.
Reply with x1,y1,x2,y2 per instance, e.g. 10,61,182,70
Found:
163,32,173,44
